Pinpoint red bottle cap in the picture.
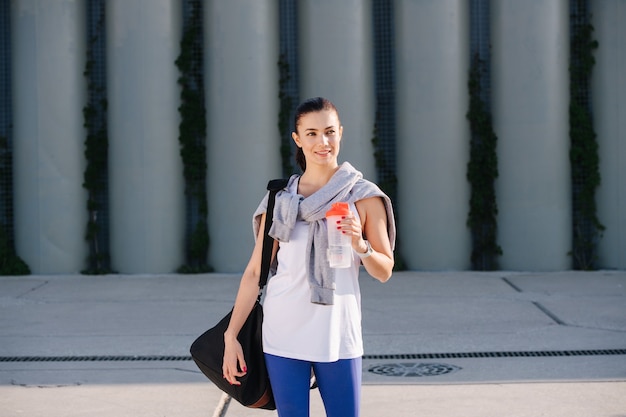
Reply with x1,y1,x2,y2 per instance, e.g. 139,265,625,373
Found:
326,202,351,217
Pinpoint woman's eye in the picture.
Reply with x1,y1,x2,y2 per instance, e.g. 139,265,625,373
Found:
326,130,335,135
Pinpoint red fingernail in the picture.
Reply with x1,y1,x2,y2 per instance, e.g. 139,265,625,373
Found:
336,220,340,224
243,367,247,372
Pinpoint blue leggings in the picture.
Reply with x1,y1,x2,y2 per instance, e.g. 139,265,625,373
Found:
264,354,362,417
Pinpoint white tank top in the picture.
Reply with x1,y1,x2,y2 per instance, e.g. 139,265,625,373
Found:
262,198,363,362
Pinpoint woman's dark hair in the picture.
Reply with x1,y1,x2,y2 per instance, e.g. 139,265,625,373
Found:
294,97,340,171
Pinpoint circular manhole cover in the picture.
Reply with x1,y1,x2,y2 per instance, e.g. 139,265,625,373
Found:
368,362,461,377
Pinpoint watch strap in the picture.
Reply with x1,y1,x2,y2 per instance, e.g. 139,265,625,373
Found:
356,240,373,259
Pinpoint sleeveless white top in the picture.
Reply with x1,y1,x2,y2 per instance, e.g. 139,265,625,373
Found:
262,188,363,362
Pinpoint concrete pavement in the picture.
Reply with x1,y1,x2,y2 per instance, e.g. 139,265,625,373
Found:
1,270,625,416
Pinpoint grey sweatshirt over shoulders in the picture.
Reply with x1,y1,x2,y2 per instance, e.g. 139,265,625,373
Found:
252,162,396,305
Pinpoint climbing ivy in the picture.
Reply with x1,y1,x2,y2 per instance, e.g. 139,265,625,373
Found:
278,54,296,176
82,2,111,274
371,118,397,203
0,223,29,275
466,53,501,270
0,136,29,275
371,118,405,271
175,0,211,273
569,8,603,270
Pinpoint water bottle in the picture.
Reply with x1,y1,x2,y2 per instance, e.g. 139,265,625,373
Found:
325,202,353,268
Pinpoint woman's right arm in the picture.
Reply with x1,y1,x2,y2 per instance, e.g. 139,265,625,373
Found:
222,211,272,386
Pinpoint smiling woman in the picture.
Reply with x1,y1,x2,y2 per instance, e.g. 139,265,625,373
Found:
292,97,342,174
221,97,397,417
295,110,342,169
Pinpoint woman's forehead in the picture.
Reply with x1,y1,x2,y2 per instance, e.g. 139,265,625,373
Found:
299,109,340,129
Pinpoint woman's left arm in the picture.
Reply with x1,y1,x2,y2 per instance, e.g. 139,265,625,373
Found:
342,197,394,282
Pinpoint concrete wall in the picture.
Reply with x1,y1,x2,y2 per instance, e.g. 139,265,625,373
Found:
593,0,626,269
205,0,280,272
12,0,87,273
395,0,471,270
298,0,376,180
492,0,571,270
107,0,184,273
5,0,625,273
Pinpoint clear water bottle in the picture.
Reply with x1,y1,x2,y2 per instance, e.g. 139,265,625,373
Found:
325,202,352,268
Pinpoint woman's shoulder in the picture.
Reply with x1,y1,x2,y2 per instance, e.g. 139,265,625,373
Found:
350,178,385,198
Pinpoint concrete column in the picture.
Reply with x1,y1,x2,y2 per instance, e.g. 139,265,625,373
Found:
593,0,626,269
395,0,471,270
12,0,87,274
107,0,184,273
298,0,376,180
492,0,570,270
205,0,280,272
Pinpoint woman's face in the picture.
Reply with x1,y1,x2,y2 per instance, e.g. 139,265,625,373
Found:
292,109,343,169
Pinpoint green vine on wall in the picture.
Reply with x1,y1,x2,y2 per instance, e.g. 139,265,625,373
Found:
82,7,111,274
466,53,501,270
0,223,29,275
371,118,405,271
175,0,211,273
371,118,397,202
0,136,29,275
278,54,296,176
569,11,603,270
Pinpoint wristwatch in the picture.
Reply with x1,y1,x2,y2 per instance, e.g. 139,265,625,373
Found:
356,240,374,259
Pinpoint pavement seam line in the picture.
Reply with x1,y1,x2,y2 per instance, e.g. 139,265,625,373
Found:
17,280,50,298
532,301,566,325
501,276,523,292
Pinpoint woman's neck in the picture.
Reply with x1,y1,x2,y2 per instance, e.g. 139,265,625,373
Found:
298,164,340,197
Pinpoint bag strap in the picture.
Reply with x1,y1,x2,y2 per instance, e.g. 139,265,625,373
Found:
259,178,289,291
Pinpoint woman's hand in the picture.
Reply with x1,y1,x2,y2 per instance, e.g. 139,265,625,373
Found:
222,333,247,386
335,213,367,252
220,212,272,385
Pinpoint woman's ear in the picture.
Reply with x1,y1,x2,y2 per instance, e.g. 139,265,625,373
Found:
292,131,301,147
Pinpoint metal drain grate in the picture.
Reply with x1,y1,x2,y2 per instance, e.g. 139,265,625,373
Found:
0,349,624,363
0,355,190,362
369,362,462,377
364,349,626,360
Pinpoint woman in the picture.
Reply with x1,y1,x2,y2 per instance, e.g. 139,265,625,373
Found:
222,97,396,417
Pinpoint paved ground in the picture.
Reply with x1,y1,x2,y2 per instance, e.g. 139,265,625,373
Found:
1,270,625,416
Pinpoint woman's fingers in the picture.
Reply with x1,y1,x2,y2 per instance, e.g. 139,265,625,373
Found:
237,352,248,378
223,341,247,385
223,363,244,385
337,215,362,239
